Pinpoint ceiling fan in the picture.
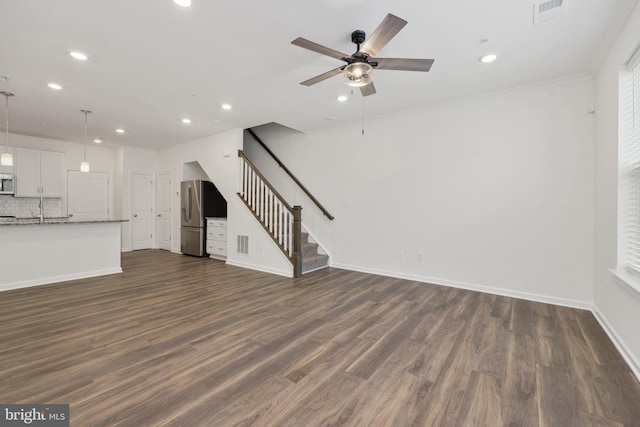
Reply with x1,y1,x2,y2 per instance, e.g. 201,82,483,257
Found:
291,13,434,97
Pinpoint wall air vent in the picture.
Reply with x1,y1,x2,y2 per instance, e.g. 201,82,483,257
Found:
237,235,249,255
533,0,566,25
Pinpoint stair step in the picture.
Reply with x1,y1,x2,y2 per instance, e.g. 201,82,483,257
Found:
302,242,318,256
302,253,329,274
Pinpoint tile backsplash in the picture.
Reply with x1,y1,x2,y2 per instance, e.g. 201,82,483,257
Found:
0,195,63,218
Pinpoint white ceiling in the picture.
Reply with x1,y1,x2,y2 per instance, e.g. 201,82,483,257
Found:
0,0,637,150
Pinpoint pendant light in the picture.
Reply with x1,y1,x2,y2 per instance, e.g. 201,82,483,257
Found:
80,109,91,173
1,91,14,166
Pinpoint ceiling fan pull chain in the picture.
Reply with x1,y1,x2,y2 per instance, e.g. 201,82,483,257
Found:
362,97,365,136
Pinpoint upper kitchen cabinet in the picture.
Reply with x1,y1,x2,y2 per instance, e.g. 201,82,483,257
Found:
15,148,63,198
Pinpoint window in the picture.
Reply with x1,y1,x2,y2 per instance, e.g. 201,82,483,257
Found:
619,44,640,275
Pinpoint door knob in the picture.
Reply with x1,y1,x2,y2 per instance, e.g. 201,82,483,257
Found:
134,214,138,217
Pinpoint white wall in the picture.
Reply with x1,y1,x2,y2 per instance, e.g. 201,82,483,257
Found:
593,1,640,377
246,76,596,306
158,129,292,276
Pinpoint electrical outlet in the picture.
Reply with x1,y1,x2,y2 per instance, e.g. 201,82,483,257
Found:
399,250,404,259
417,251,423,262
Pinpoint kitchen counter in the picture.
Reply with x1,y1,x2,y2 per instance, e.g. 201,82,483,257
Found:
1,220,126,292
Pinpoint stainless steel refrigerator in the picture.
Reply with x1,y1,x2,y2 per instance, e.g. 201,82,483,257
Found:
180,180,227,256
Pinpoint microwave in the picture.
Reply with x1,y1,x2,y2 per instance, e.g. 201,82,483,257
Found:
0,173,14,195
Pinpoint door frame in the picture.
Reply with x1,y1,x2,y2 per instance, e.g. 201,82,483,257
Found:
157,171,172,251
129,169,156,251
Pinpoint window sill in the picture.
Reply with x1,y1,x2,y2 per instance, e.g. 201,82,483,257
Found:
609,267,640,301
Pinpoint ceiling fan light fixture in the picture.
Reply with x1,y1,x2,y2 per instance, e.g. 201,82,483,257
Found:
344,62,373,87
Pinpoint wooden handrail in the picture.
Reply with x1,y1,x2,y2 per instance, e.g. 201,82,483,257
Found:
247,128,335,221
237,150,304,277
238,150,294,213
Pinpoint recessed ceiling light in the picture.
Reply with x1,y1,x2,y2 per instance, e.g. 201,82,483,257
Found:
480,54,497,63
337,95,348,102
221,103,232,110
116,128,125,134
70,51,88,61
93,137,105,144
212,119,222,124
182,118,192,124
47,82,63,90
173,0,192,7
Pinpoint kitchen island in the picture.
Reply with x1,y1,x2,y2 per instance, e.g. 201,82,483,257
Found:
0,219,126,292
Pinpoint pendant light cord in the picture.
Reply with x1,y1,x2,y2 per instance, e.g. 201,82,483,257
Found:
81,110,91,162
83,111,87,161
4,94,8,151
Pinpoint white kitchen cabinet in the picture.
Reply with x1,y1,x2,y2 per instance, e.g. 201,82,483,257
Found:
206,217,227,260
15,148,63,198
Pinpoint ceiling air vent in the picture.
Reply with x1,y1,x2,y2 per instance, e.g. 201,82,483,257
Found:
533,0,567,25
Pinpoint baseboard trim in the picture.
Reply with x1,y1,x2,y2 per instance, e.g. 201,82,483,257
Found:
591,305,640,382
0,268,123,292
330,263,592,310
225,259,292,278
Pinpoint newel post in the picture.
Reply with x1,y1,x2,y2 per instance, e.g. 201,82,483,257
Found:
292,205,303,278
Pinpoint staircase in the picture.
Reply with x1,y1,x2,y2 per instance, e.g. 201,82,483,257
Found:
301,231,329,274
237,150,329,277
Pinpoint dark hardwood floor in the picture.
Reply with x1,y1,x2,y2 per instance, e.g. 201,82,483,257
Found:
1,250,639,426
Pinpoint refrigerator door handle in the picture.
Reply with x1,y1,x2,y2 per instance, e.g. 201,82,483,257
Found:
187,186,192,221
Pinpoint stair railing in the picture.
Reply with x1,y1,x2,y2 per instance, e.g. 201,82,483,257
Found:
237,150,303,277
247,128,335,221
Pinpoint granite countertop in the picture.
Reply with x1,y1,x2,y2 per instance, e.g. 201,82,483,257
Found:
0,218,128,227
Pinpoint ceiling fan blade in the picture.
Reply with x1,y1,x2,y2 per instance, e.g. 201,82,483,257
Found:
300,67,344,86
292,37,350,60
359,14,407,58
360,82,376,97
374,58,434,72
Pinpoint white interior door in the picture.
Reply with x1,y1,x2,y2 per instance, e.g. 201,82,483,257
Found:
157,172,172,251
132,172,154,250
68,170,109,220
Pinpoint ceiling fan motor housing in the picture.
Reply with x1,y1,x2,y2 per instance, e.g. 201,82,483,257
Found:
351,30,366,47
